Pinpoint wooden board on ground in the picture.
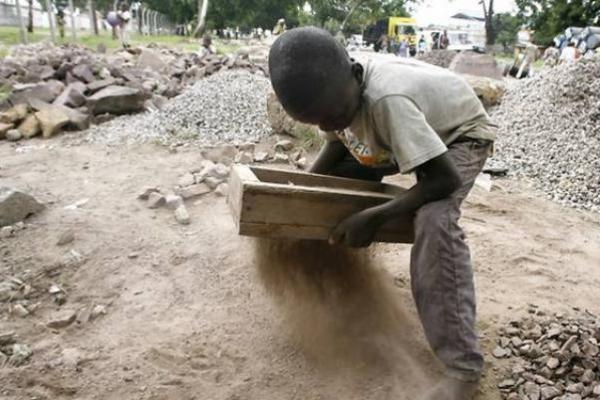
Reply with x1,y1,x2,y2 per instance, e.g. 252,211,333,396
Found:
227,165,414,243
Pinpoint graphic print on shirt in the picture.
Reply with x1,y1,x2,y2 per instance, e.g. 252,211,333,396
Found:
335,129,396,168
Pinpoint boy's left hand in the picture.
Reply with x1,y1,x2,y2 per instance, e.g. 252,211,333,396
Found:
329,210,378,248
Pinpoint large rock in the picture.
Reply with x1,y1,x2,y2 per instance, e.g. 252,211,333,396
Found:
53,83,86,108
29,99,91,131
9,80,65,105
462,74,506,108
266,92,319,139
449,52,503,80
136,49,168,73
0,187,44,227
0,104,29,124
0,122,13,139
35,107,70,138
86,78,116,94
87,85,145,115
71,64,95,83
18,114,41,138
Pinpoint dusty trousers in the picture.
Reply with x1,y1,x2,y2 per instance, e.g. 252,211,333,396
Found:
328,137,492,382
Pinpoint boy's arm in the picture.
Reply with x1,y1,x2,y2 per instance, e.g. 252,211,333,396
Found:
309,140,348,175
330,152,461,247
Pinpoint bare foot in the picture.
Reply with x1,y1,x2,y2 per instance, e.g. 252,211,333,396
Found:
420,377,479,400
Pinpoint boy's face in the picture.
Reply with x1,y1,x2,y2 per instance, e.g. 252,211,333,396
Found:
289,74,361,132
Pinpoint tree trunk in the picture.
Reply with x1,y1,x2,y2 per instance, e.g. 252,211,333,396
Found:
193,0,209,38
89,0,98,35
15,0,28,43
68,0,76,40
45,0,56,43
27,0,33,33
340,0,367,33
137,4,143,34
481,0,495,45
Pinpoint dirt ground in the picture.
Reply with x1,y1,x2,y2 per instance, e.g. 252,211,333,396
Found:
1,139,599,400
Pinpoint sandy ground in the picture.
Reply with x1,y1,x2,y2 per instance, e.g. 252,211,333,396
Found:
1,139,599,400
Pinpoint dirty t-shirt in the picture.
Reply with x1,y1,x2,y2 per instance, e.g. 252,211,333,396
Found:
325,58,497,173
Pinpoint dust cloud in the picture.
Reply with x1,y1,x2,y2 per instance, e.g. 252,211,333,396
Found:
253,239,436,397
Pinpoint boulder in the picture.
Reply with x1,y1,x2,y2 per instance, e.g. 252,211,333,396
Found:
449,52,503,80
18,114,41,138
9,80,65,105
35,107,70,138
462,74,506,108
266,92,319,139
86,78,116,94
53,83,86,108
71,64,95,83
87,85,145,115
137,49,168,73
0,122,13,139
0,187,44,227
30,98,87,131
0,103,29,124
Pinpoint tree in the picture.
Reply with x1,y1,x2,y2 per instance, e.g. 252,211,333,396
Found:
480,0,495,45
193,0,209,37
27,0,34,33
515,0,600,44
493,12,522,51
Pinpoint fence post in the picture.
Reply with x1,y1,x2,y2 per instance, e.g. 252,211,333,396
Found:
45,0,56,43
15,0,29,44
68,0,76,40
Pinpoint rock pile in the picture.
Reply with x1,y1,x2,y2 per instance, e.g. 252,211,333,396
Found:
495,309,600,400
0,43,265,141
416,50,458,68
490,59,600,212
83,70,272,145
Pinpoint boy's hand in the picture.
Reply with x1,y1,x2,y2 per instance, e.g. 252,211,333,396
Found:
329,210,378,248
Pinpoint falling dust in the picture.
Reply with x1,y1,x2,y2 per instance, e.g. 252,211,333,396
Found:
253,238,439,399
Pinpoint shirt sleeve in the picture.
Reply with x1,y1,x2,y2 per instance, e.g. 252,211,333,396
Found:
373,95,447,174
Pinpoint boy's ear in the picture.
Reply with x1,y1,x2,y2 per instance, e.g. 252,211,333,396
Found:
350,60,364,82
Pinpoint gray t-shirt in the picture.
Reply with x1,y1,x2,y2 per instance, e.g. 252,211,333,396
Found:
325,58,497,173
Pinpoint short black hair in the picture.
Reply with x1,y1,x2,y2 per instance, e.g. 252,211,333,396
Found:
269,27,351,115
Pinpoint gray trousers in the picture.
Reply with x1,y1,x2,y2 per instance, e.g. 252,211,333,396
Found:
329,138,491,382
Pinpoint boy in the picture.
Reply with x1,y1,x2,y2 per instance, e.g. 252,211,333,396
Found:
268,27,497,400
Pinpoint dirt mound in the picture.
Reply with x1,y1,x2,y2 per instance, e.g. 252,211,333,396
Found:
416,50,458,68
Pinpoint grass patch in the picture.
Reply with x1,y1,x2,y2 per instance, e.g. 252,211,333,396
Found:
0,84,12,103
296,125,324,151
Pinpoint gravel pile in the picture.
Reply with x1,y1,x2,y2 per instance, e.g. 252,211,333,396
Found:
494,309,600,400
82,70,272,146
490,59,600,212
416,50,458,68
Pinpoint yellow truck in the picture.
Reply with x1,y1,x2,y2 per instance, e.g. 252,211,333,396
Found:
365,17,419,54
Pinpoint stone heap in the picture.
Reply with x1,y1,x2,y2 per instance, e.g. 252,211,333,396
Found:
82,70,271,146
495,309,600,400
416,49,458,68
490,59,600,212
0,43,265,142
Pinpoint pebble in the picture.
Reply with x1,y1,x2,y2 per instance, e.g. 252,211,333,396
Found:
147,192,166,209
56,230,75,246
8,343,32,367
274,139,294,152
174,205,190,225
12,304,29,317
204,177,223,190
165,195,184,210
254,151,269,162
47,309,77,329
214,183,229,197
178,184,211,199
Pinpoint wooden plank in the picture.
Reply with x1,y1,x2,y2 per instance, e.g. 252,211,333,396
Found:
227,165,259,232
250,166,404,195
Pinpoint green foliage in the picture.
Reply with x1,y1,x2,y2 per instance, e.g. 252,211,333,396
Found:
493,12,522,51
515,0,600,45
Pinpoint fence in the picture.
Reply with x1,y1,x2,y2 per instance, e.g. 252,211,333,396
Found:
0,0,174,38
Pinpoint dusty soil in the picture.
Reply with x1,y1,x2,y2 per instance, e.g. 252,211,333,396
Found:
1,139,599,400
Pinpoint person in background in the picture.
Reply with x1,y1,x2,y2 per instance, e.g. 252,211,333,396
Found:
107,2,131,48
56,7,66,40
440,30,449,50
516,43,538,79
418,35,427,55
398,38,409,58
376,33,389,53
199,34,217,58
559,42,581,64
273,19,286,36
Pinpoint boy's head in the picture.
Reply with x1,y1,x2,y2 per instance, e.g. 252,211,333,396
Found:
269,27,363,131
